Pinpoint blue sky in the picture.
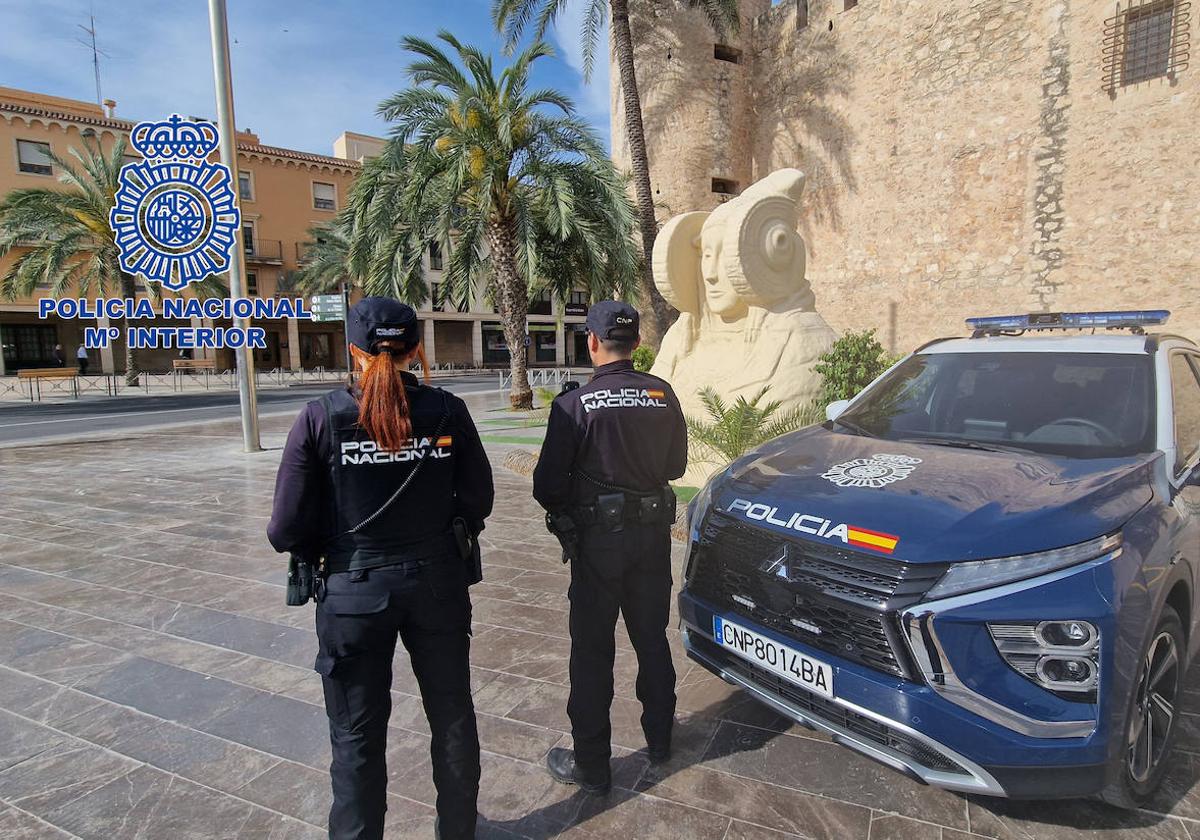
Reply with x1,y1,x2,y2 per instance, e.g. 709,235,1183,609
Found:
0,0,611,155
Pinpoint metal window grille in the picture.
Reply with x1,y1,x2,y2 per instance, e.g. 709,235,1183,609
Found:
1103,0,1191,92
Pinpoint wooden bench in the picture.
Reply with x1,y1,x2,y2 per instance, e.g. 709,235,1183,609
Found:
17,367,79,401
172,358,216,372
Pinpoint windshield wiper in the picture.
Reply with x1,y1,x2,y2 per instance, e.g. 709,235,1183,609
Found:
833,416,875,437
899,436,1037,455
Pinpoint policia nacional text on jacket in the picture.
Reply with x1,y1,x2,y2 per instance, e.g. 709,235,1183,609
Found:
533,300,688,793
268,297,494,840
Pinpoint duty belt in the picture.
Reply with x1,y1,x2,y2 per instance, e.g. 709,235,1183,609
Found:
570,485,676,530
323,531,460,574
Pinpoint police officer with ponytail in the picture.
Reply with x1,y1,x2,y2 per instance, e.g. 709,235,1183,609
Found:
268,297,493,840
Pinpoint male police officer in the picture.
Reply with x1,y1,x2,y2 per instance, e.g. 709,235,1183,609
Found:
533,301,687,793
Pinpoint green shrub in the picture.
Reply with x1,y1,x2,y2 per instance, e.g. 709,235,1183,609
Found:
631,345,656,372
535,386,558,408
814,329,897,405
686,386,814,467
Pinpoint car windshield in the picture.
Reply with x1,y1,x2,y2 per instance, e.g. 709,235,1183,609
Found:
835,351,1156,458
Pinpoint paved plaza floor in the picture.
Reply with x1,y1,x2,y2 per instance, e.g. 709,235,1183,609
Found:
3,397,1200,839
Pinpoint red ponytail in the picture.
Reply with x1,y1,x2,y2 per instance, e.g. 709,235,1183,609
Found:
357,343,413,451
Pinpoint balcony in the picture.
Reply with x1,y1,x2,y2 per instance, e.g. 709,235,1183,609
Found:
245,238,283,265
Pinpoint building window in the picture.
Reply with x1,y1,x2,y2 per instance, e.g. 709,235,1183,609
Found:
711,177,740,196
569,290,588,305
246,271,258,296
312,181,336,211
242,221,255,256
713,43,742,64
1104,0,1190,92
16,140,53,176
429,241,444,271
844,0,858,9
798,0,809,29
239,170,254,201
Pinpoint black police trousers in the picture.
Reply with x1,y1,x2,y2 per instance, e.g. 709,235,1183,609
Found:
315,560,480,840
567,521,676,779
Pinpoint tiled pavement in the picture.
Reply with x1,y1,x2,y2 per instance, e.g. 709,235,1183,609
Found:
3,400,1200,839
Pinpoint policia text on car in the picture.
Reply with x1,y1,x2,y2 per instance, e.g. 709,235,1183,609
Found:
268,298,494,840
534,301,689,794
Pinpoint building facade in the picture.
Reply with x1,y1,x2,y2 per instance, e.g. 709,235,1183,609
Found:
614,0,1200,352
0,86,590,375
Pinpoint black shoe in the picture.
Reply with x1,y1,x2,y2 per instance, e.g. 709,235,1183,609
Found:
647,743,672,764
546,747,611,795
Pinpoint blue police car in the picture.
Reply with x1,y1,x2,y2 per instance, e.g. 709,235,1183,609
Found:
679,311,1200,807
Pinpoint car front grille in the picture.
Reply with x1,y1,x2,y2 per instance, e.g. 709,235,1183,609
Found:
686,511,947,678
689,632,965,775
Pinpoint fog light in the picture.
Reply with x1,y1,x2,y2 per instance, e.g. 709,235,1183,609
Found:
1037,620,1097,649
989,621,1099,699
1037,656,1096,690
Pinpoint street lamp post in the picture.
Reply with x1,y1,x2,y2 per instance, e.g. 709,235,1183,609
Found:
207,0,261,452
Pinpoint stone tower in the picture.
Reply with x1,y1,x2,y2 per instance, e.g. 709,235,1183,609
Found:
610,0,770,225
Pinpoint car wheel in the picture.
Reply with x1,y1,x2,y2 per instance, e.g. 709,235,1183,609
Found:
1100,605,1185,809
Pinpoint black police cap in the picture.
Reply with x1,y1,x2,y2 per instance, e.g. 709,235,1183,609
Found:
587,300,640,341
347,297,420,353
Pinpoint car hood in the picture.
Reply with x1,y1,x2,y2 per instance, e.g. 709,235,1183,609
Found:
710,426,1157,564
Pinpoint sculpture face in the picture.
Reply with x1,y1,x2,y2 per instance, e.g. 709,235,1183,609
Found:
700,229,746,318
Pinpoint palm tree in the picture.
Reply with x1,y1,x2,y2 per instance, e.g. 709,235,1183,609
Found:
294,214,355,295
493,0,741,349
686,385,819,467
349,33,638,409
0,138,146,384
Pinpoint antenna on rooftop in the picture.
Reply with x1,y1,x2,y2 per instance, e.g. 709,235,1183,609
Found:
75,8,109,106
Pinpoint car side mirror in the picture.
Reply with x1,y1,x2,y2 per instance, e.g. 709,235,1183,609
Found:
826,399,850,422
560,380,581,395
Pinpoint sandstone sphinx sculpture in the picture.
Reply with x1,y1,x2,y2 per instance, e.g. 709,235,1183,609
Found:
649,168,837,484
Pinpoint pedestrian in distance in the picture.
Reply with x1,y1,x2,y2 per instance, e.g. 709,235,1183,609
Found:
52,343,64,367
268,297,494,840
75,343,88,374
533,301,688,794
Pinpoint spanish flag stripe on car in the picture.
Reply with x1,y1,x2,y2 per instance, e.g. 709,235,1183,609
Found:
846,526,900,554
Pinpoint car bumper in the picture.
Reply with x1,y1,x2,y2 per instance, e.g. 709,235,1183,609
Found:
679,565,1120,799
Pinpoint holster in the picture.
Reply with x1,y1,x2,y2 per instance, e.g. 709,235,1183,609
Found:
286,554,317,606
545,510,580,565
452,516,483,585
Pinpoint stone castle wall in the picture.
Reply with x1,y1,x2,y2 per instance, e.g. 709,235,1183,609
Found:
613,0,1200,351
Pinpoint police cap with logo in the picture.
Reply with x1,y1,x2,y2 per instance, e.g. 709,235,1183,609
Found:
586,300,640,341
348,296,420,353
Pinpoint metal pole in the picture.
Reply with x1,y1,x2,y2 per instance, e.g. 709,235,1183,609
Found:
207,0,261,452
341,281,353,375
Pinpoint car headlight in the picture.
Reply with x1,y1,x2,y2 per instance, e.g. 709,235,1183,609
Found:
923,533,1122,601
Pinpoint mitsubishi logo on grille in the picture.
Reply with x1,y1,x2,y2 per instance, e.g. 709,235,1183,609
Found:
760,544,791,580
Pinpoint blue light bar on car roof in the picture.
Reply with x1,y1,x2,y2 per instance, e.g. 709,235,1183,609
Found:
966,310,1170,332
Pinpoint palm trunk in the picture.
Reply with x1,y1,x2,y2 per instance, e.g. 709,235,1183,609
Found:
485,216,532,410
119,271,140,387
610,0,675,349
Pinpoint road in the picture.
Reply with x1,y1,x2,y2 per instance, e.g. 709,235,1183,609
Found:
0,374,503,445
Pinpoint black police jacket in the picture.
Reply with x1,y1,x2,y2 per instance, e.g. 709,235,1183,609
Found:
267,374,494,561
532,359,687,510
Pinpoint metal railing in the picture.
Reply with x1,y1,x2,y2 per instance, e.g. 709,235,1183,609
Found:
245,238,284,262
497,367,579,391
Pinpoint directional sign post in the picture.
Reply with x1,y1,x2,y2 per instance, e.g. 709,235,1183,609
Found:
310,294,345,322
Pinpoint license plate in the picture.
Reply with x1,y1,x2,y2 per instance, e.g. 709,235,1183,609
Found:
713,614,834,699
